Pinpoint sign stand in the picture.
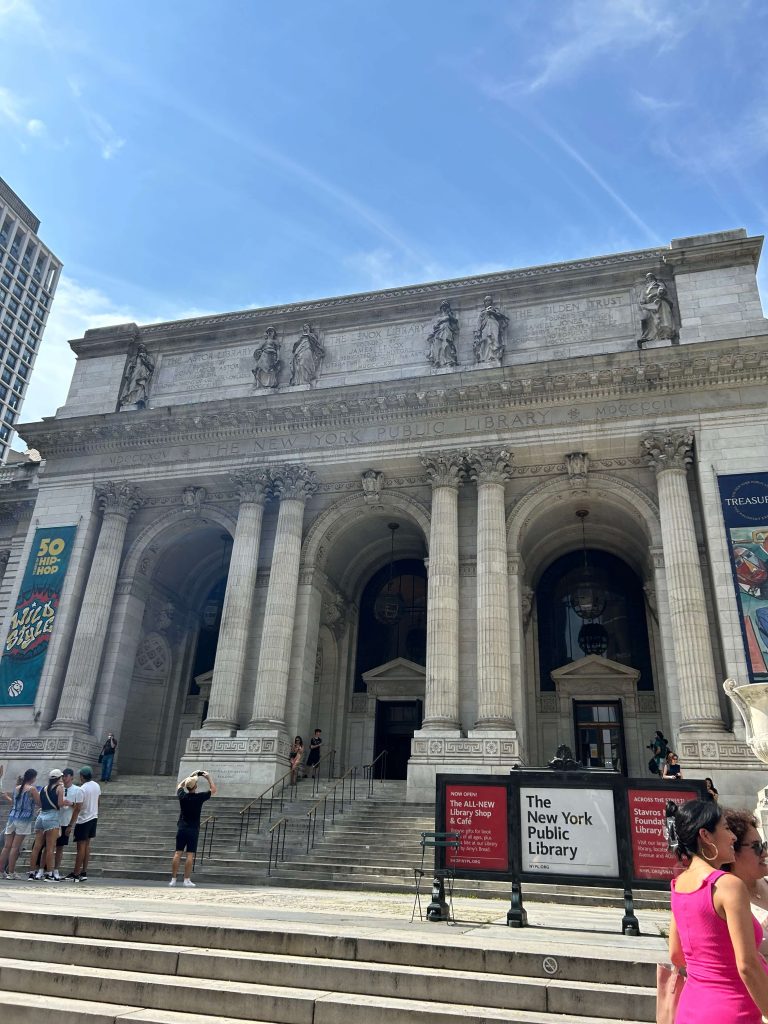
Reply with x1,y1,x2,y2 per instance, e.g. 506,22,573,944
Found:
622,888,640,936
426,875,449,921
506,880,528,928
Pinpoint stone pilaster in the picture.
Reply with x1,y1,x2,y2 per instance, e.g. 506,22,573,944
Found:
52,481,144,732
642,430,726,731
420,451,465,729
204,470,269,731
467,448,515,729
248,465,317,729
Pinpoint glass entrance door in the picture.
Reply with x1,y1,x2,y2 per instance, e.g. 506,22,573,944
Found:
573,700,627,774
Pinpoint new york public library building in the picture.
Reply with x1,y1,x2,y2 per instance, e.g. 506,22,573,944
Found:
0,228,767,805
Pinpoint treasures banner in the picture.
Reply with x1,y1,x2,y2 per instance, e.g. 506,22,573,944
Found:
718,474,768,682
0,526,77,707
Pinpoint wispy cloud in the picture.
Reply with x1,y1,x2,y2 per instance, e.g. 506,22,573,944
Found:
495,0,687,95
632,91,683,114
0,84,46,137
83,109,125,160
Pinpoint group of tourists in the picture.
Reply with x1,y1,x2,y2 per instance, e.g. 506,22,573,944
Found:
0,763,100,882
666,798,768,1022
288,728,323,785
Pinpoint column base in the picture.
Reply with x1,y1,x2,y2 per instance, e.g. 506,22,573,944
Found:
472,719,516,731
201,719,237,735
407,728,522,802
420,718,461,731
180,727,290,796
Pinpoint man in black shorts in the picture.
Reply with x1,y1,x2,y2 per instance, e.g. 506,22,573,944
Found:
169,770,216,887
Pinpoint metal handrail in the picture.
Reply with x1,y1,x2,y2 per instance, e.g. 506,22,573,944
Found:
305,766,358,854
308,747,337,798
363,749,388,797
198,814,216,865
238,765,297,850
267,816,289,875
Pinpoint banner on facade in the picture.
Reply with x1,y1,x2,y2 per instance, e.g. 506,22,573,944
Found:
0,526,77,707
718,474,768,682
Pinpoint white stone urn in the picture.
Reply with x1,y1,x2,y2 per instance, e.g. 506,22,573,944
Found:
724,678,768,764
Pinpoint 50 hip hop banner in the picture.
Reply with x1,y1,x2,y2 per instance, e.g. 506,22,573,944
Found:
0,526,77,707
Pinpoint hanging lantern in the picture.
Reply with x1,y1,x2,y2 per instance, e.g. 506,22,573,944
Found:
578,622,609,656
373,522,405,625
568,510,608,621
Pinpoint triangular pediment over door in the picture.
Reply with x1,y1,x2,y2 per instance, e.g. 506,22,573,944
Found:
362,657,426,700
551,654,640,708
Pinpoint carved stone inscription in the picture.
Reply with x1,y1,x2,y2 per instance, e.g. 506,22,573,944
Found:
156,347,253,393
323,326,420,373
509,293,628,348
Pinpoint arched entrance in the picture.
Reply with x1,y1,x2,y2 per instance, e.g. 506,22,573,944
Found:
116,522,234,775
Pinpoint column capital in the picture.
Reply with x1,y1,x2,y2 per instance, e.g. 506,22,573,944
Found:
269,464,318,502
642,429,694,474
231,469,270,505
420,450,466,489
466,447,513,485
96,481,145,519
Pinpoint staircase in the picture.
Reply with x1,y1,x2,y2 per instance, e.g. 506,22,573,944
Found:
89,776,669,911
0,903,657,1023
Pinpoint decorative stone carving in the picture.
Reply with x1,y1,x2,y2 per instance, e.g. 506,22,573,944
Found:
361,469,384,507
564,452,589,485
637,273,678,347
181,485,207,514
118,344,155,409
290,323,325,386
252,326,281,389
426,300,459,369
269,464,318,502
321,590,349,637
156,601,175,634
642,429,694,473
96,481,144,519
421,451,466,489
231,469,270,505
466,447,514,485
473,294,508,365
521,586,534,629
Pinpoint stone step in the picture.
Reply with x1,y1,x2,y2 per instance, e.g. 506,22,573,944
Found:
0,993,277,1024
0,929,654,1019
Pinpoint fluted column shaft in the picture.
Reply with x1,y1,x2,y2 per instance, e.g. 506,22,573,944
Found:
205,471,269,729
249,466,317,728
643,430,725,730
421,452,464,729
53,482,143,731
468,449,514,728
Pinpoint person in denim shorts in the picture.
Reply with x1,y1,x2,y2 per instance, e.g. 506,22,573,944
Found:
28,769,64,881
0,769,39,879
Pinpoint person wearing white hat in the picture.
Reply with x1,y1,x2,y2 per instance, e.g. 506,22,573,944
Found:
28,769,64,881
169,770,217,887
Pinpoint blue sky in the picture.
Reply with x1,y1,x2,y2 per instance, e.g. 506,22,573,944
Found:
1,0,767,441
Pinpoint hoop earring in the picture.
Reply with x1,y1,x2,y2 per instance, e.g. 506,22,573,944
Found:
700,840,720,863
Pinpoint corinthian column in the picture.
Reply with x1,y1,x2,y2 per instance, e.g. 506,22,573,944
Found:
249,465,317,729
52,481,144,732
642,430,725,731
205,470,269,730
420,452,465,729
467,448,514,729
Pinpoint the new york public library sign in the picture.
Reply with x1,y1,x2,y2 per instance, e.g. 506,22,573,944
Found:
431,772,705,933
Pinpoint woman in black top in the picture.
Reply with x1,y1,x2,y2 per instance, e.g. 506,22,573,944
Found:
663,752,683,780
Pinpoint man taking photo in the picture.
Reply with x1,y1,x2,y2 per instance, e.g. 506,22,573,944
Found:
169,770,216,887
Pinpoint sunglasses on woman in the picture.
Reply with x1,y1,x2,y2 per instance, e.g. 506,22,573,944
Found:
748,840,768,856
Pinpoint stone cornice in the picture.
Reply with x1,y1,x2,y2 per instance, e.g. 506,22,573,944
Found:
18,339,768,460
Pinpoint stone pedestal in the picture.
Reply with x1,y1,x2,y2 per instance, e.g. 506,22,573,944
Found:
179,728,290,796
406,729,521,802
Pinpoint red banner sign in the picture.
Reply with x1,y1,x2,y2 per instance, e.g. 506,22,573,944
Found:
444,783,509,872
627,787,692,881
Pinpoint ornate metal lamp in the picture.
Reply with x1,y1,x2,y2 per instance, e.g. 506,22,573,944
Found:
577,622,609,656
569,510,607,621
373,522,406,625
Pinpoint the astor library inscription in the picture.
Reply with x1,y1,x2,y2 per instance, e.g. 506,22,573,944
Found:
156,347,253,392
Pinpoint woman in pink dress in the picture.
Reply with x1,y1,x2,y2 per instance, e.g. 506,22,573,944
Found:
669,799,768,1022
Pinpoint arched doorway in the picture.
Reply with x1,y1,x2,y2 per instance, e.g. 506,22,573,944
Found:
117,526,233,775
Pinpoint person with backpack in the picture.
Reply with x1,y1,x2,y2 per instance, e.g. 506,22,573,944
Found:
0,768,40,879
648,730,669,775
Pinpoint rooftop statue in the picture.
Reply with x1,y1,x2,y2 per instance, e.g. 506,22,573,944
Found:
426,300,459,369
252,326,281,389
290,323,325,386
473,294,508,364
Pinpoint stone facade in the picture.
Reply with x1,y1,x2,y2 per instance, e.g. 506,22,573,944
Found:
0,229,766,803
